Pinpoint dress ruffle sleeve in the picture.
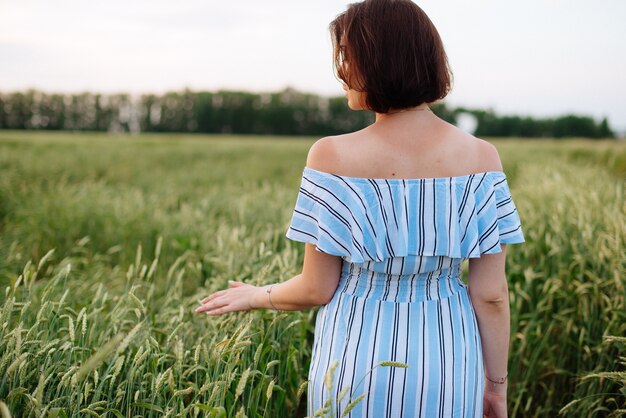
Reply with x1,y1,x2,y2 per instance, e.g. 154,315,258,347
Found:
285,168,524,263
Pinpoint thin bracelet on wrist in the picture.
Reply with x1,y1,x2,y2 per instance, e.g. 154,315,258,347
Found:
485,373,508,385
266,284,279,310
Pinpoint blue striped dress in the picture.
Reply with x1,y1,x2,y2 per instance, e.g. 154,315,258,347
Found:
286,167,525,418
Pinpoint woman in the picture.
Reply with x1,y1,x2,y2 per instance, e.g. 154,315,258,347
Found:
195,0,524,417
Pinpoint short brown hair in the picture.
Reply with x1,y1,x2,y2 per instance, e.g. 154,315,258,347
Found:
330,0,452,113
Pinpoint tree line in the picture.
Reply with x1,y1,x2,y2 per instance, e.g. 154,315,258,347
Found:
0,88,615,138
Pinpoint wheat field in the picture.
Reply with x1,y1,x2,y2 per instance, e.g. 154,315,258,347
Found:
0,131,624,417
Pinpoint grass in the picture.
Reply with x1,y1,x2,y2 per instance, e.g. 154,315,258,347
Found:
0,130,624,417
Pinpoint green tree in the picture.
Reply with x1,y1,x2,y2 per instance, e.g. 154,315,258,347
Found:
598,117,615,138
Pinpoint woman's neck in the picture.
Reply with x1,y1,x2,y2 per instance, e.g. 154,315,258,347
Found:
374,105,433,123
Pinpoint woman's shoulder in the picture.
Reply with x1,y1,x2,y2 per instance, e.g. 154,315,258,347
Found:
305,126,504,177
305,132,362,173
464,135,504,173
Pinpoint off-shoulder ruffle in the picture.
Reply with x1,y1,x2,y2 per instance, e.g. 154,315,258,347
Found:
286,167,525,263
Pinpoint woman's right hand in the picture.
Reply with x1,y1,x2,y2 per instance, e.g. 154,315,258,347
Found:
483,390,507,418
195,280,264,316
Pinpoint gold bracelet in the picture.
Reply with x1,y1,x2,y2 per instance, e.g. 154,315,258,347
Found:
266,284,279,310
485,373,508,384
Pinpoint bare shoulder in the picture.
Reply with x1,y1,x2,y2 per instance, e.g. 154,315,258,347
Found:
450,127,502,173
305,133,354,172
438,122,503,174
471,136,504,172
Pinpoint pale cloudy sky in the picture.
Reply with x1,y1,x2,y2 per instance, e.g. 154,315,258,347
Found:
1,0,625,130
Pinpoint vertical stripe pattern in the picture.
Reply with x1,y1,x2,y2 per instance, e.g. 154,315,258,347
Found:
307,261,484,417
286,167,524,417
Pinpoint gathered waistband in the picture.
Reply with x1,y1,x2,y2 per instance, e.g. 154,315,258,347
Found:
335,262,467,303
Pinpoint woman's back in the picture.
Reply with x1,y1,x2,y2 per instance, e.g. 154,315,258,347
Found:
286,120,524,415
306,112,503,182
288,166,523,417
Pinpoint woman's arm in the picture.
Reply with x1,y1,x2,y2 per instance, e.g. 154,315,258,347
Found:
195,243,342,315
468,246,510,401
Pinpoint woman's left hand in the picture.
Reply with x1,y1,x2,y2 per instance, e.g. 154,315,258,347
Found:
194,280,262,316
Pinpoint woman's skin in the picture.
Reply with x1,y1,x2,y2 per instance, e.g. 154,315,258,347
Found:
194,83,510,417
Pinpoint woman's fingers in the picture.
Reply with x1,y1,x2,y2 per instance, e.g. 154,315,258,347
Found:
195,296,227,313
206,305,233,316
200,281,247,303
194,303,211,314
195,282,255,316
201,289,226,304
199,298,242,316
200,295,212,304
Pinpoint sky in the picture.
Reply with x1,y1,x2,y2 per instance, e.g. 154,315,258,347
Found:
1,0,625,131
